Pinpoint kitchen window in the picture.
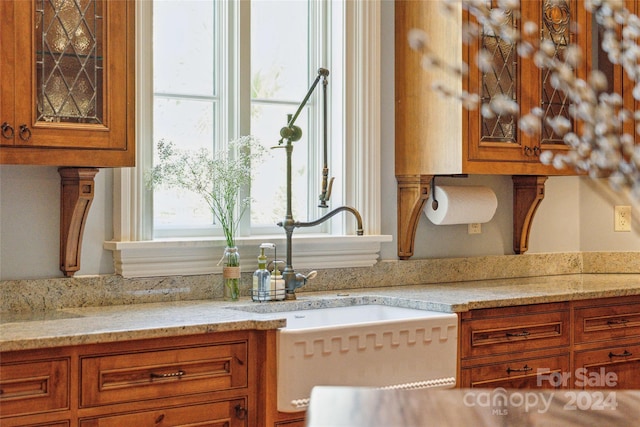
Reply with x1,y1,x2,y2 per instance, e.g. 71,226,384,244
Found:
106,0,390,277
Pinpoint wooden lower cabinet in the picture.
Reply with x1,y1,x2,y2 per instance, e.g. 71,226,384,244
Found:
572,295,640,390
459,301,571,389
3,295,639,426
459,295,640,390
0,331,259,427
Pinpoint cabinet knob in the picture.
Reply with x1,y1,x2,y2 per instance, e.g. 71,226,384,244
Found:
235,404,247,419
1,122,14,139
19,124,31,141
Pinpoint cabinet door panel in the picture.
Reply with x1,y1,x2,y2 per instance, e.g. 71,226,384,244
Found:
574,297,640,345
573,343,640,390
81,341,248,407
461,310,570,358
79,399,248,427
0,358,69,419
461,354,570,389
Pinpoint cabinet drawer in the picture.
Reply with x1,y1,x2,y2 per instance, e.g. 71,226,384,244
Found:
461,354,570,389
574,299,640,344
81,341,248,407
79,398,248,427
0,358,69,418
573,342,640,389
461,309,570,358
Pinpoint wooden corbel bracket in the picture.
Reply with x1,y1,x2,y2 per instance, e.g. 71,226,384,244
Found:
395,174,547,259
59,167,99,277
512,175,547,254
396,174,433,259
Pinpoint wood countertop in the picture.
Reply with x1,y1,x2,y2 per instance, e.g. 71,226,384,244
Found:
306,386,640,427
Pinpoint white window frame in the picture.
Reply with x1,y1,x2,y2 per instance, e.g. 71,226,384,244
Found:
104,0,390,278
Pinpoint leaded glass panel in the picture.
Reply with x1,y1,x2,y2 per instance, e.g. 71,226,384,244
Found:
481,4,517,143
541,0,573,145
35,0,103,124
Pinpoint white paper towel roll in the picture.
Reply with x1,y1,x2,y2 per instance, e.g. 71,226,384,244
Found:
424,185,498,225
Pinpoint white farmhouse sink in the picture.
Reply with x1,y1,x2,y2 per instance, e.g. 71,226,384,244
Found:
262,304,458,413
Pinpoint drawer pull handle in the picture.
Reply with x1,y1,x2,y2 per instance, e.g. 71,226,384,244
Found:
608,350,632,358
506,331,530,337
150,370,185,379
607,319,629,325
506,364,532,374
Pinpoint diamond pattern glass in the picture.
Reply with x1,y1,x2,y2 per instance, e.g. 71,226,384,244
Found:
481,5,516,143
541,0,573,145
35,0,103,124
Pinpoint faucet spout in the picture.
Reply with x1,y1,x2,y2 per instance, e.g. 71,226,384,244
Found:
295,205,364,235
278,205,363,299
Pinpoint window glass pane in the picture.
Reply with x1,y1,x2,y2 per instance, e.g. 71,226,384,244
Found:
153,1,217,233
251,104,309,226
251,0,311,229
153,97,216,230
251,0,309,101
154,0,215,96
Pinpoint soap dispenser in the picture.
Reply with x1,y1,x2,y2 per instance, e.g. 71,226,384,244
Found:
271,259,285,301
252,244,271,302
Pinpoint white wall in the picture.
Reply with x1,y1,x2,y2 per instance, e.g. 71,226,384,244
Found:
0,166,113,279
0,1,637,280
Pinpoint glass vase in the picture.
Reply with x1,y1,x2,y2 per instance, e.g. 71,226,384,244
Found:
222,246,241,301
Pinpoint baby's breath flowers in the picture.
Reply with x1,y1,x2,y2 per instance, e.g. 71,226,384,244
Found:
146,136,268,247
408,0,640,201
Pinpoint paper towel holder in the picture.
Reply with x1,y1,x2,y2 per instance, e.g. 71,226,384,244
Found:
430,178,438,211
430,175,468,211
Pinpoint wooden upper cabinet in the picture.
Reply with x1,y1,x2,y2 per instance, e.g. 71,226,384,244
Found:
395,0,590,176
618,1,640,148
0,0,134,167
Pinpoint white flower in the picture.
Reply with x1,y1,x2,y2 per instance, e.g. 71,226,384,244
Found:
408,29,429,52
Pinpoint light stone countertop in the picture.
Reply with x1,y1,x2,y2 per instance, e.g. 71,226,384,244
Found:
2,273,640,353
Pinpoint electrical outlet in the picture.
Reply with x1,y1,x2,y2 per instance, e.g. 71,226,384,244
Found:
468,223,482,234
614,205,632,232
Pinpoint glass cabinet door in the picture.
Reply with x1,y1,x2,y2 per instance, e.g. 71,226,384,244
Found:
467,0,584,164
466,0,529,163
5,0,132,158
538,0,578,152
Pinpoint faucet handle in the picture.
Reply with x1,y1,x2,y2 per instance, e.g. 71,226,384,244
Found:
296,270,318,284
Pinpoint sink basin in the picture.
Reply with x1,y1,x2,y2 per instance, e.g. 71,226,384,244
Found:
267,304,458,412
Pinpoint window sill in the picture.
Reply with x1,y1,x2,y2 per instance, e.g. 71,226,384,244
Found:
104,234,392,278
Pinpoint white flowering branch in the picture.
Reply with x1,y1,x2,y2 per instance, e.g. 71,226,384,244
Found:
408,0,640,201
146,136,268,247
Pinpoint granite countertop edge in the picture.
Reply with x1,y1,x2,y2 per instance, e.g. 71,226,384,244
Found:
2,273,639,352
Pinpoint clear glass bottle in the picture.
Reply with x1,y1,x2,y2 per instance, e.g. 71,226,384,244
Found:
223,246,240,301
252,246,271,302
